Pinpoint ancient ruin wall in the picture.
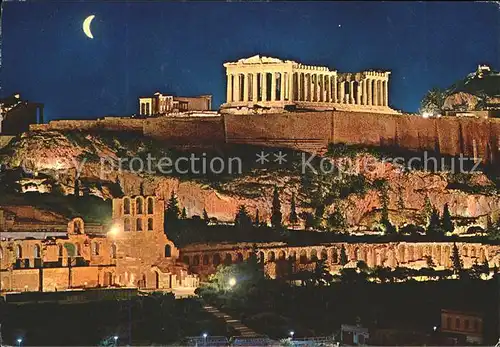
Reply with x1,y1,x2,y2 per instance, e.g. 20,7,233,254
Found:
28,112,500,164
224,111,500,164
224,112,332,152
144,116,225,146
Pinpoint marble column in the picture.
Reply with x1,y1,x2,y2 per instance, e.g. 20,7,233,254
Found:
298,73,303,101
289,73,294,101
332,75,337,103
226,74,233,103
253,73,258,102
376,80,381,106
271,72,276,101
384,80,388,106
339,81,345,103
306,74,311,101
310,74,315,102
280,72,286,101
362,79,367,105
349,81,355,104
243,73,249,102
234,74,241,102
356,82,361,105
317,74,321,102
367,79,372,105
262,72,267,102
317,74,322,102
324,76,328,102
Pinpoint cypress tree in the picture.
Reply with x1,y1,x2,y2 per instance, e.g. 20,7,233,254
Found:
427,207,442,235
340,244,348,266
441,203,454,233
165,191,181,222
423,195,433,223
203,208,209,224
271,186,283,229
74,173,80,198
254,208,260,226
289,192,299,226
380,188,390,225
450,243,463,274
235,205,252,229
181,207,187,219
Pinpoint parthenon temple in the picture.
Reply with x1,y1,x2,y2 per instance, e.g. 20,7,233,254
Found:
222,55,396,113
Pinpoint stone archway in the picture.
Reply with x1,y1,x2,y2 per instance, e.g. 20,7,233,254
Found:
155,271,160,289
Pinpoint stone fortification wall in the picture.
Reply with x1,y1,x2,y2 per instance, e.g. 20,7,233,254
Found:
28,112,500,164
143,116,225,146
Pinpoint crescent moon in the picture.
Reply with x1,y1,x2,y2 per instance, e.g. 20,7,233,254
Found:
83,15,95,39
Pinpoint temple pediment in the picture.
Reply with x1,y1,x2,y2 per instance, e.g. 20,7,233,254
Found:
236,55,285,65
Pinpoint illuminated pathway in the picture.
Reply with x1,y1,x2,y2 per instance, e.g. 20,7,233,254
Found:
202,303,261,337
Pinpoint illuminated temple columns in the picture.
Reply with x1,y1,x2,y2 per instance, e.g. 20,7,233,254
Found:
253,73,258,102
223,55,391,109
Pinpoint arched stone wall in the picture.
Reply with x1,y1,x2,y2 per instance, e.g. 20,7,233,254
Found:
180,241,496,279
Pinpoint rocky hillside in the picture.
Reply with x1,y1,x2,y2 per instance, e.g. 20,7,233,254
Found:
0,130,499,232
443,65,500,111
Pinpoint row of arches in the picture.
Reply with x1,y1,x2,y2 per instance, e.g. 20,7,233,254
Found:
0,241,118,262
123,217,154,232
181,243,490,269
123,196,155,216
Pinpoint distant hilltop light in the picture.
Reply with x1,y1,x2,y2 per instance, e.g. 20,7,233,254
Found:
478,64,491,72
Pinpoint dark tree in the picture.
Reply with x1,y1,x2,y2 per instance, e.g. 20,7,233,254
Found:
327,206,347,231
340,245,348,266
481,258,490,277
74,173,80,198
271,186,283,229
181,207,187,219
380,188,390,225
450,243,463,274
427,207,443,235
441,203,454,233
425,255,436,268
423,195,433,223
202,208,209,224
397,186,405,210
254,208,260,226
235,205,252,229
288,192,299,226
313,259,333,286
420,87,446,116
301,212,316,230
165,191,181,223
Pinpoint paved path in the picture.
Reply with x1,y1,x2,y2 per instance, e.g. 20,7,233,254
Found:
201,303,261,337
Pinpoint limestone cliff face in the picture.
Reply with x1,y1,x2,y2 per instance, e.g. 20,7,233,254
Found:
1,131,498,231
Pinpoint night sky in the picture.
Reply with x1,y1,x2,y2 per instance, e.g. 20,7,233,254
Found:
1,2,499,121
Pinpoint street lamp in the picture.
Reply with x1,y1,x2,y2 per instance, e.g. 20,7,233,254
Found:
108,224,120,236
289,331,295,339
113,335,119,344
17,338,22,347
202,333,208,346
433,326,437,332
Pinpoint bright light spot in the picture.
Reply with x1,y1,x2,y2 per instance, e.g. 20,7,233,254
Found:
338,24,341,28
203,333,208,338
108,224,120,236
113,336,119,341
17,338,23,343
228,277,236,287
289,331,295,337
433,326,437,331
422,112,432,119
